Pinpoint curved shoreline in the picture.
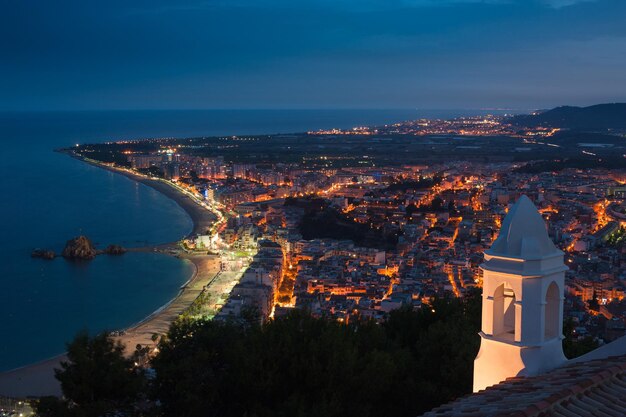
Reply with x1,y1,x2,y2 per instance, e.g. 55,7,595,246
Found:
121,257,198,332
73,154,215,237
0,155,221,398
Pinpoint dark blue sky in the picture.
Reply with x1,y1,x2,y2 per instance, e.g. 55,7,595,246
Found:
2,0,626,111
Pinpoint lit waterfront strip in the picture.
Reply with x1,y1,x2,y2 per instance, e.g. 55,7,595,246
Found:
78,155,249,322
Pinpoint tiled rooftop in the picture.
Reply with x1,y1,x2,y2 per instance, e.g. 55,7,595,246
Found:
421,355,626,417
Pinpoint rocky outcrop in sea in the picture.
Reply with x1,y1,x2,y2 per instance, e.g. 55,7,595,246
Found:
62,236,97,260
104,244,127,255
35,237,126,261
31,249,56,260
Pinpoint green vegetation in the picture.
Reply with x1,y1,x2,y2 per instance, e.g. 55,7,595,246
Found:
296,203,399,250
152,291,482,417
563,318,599,359
299,207,399,250
180,289,212,318
36,290,600,417
137,166,164,178
34,332,145,417
606,227,626,247
381,175,442,193
81,149,131,167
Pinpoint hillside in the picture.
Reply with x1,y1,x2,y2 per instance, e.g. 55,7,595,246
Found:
511,103,626,130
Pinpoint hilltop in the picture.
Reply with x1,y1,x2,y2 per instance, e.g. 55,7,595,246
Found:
511,103,626,130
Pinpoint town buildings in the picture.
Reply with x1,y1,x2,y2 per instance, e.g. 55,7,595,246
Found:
89,133,626,342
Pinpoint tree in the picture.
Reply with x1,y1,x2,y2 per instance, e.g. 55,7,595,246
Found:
405,203,418,219
151,292,483,417
588,290,600,311
34,396,74,417
431,197,444,211
562,317,599,359
35,331,146,417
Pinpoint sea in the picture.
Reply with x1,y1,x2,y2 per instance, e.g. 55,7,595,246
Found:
0,109,509,371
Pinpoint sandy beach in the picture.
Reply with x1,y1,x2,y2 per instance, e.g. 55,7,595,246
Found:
114,254,221,348
0,156,222,398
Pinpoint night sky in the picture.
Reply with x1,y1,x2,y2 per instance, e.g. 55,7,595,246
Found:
2,0,626,111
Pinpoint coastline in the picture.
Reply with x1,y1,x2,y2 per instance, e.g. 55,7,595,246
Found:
72,154,215,237
0,154,221,398
112,254,220,349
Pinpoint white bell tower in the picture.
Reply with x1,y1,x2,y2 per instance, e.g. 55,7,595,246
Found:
473,195,567,392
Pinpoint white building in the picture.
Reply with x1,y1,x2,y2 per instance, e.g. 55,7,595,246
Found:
473,195,568,392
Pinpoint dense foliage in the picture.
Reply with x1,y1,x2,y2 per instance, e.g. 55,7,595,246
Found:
35,332,145,417
562,318,599,359
381,175,442,193
606,227,626,247
298,206,399,250
151,290,481,417
37,288,601,417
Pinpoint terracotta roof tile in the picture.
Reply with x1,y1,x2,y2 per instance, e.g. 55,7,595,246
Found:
420,355,626,417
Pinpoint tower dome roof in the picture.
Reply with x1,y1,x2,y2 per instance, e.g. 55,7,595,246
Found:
487,195,559,259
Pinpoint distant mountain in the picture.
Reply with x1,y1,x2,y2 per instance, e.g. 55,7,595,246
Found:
511,103,626,130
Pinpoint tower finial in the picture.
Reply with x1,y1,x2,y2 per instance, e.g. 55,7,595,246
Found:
488,195,559,259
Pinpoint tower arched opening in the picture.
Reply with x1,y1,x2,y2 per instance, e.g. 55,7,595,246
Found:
493,283,516,341
545,281,560,341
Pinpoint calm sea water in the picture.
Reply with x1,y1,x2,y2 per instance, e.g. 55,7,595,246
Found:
0,109,502,371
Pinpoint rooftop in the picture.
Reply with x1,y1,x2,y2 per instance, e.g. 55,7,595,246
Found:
421,354,626,417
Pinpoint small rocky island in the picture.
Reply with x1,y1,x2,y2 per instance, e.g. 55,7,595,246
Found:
104,244,127,255
62,236,98,260
32,236,127,261
31,249,56,260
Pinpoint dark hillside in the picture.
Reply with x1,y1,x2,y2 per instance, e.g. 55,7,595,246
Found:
511,103,626,129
